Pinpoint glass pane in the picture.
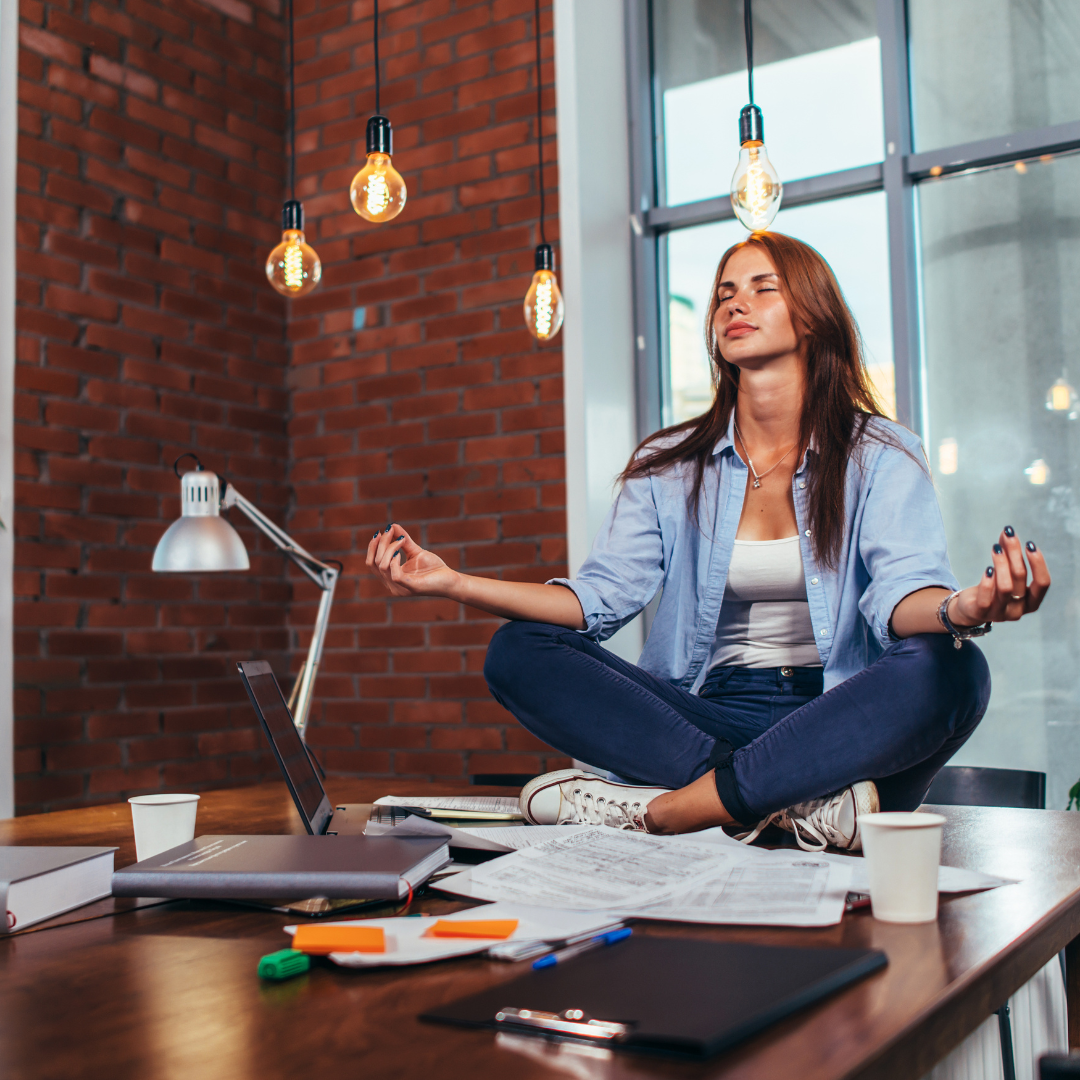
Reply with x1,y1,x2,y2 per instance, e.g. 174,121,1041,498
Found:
919,153,1080,808
653,0,884,207
665,192,894,425
910,0,1080,152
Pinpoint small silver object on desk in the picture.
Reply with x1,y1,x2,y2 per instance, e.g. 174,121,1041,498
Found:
494,1008,631,1041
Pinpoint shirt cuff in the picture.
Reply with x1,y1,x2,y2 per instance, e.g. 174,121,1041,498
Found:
878,578,958,644
545,577,606,638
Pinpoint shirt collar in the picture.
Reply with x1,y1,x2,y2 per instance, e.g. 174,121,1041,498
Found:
710,410,817,473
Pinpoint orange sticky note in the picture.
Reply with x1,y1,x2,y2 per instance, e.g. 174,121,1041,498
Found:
292,925,386,955
428,919,518,940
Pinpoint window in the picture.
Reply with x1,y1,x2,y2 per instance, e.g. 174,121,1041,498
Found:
628,0,1080,806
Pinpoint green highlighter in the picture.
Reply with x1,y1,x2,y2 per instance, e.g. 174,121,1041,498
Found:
258,948,311,981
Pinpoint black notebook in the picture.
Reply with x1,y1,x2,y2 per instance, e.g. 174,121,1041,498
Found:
423,937,887,1059
112,834,449,901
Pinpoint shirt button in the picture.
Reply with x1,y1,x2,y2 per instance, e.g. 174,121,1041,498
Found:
819,628,828,636
804,530,811,537
798,481,806,489
811,577,819,585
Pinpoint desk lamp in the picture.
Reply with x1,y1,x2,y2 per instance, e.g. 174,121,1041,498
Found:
151,454,339,739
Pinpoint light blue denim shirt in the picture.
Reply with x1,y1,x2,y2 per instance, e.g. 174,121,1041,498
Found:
549,415,959,695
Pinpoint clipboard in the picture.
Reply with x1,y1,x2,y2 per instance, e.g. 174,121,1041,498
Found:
422,937,887,1059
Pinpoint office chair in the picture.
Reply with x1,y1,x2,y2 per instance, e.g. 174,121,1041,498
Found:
1041,1054,1080,1078
925,766,1046,811
469,774,536,787
925,765,1049,1080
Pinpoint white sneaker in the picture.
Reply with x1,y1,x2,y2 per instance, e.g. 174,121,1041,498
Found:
738,780,880,851
519,770,671,831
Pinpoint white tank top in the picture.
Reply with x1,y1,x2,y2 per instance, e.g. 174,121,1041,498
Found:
707,536,822,670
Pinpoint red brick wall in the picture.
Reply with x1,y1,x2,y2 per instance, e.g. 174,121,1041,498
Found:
14,0,293,813
290,0,571,781
13,0,573,813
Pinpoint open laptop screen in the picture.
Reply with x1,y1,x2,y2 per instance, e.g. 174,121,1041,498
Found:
237,661,331,834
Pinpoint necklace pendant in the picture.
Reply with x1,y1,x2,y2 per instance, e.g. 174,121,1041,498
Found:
752,479,761,489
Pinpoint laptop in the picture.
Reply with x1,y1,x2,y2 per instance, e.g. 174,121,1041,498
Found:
237,659,370,836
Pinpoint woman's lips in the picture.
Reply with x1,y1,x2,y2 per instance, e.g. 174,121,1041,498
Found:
725,321,756,338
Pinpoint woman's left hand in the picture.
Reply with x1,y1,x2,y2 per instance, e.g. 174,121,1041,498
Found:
949,527,1051,627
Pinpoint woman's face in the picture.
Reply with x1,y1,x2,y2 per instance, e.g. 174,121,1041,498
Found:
711,245,801,370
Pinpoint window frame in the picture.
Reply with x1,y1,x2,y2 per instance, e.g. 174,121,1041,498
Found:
626,0,1080,440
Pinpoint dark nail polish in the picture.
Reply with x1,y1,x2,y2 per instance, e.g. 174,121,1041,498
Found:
393,535,403,542
1004,525,1015,537
993,543,1003,555
1026,541,1037,552
987,566,994,577
384,523,392,533
372,531,380,539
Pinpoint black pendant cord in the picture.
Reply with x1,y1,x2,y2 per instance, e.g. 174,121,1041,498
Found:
744,0,754,105
534,0,546,245
374,0,380,117
288,0,296,202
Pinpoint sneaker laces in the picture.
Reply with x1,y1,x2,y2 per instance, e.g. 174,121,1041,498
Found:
567,787,649,831
735,796,849,851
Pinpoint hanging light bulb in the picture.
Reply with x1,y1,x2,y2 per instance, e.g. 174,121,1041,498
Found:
350,116,407,222
730,104,782,231
1046,375,1078,419
266,200,322,297
524,243,564,341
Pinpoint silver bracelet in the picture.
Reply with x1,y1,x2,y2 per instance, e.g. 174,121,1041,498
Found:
937,590,992,649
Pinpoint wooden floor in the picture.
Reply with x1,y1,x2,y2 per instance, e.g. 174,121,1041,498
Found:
2,779,1079,1080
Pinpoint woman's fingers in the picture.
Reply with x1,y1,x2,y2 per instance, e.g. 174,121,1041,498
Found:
998,527,1029,606
988,542,1024,621
1024,540,1051,612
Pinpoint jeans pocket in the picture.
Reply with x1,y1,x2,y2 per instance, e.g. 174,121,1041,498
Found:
698,666,736,698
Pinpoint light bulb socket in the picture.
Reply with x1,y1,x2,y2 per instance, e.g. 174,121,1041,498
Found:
282,199,304,231
366,115,393,156
534,243,555,272
739,104,764,146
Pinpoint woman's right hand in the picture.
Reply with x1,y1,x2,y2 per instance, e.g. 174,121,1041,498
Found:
366,524,459,598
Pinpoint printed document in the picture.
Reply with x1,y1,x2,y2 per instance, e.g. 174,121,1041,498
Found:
366,813,590,852
373,795,522,818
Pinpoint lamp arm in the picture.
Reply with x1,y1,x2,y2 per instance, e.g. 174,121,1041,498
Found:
221,482,339,738
222,484,334,590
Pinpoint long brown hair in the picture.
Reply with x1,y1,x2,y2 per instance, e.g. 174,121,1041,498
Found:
622,231,898,568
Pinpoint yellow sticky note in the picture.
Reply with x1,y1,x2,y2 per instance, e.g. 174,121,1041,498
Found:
292,924,386,955
427,919,519,940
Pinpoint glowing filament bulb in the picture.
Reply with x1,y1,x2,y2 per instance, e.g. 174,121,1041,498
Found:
730,105,782,232
266,201,321,297
937,437,958,475
524,245,563,341
352,152,406,222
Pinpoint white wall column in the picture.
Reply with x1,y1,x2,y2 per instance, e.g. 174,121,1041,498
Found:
553,0,642,662
0,0,17,817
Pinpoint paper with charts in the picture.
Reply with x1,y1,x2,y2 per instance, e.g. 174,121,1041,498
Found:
435,828,853,927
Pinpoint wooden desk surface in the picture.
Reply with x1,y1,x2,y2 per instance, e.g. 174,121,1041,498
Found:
2,780,1079,1080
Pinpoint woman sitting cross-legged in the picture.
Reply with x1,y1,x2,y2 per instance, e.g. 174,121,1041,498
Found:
366,231,1050,851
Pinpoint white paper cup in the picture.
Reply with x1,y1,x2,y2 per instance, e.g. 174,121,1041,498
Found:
129,794,200,862
860,811,945,924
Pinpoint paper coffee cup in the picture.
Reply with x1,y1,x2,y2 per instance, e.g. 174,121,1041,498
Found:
129,794,200,862
860,811,945,924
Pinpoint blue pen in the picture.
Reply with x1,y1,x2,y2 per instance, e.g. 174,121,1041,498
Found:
532,927,632,969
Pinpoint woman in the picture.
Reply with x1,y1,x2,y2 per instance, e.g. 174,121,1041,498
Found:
366,232,1050,850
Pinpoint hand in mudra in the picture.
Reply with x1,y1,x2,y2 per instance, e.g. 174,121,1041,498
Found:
366,524,458,597
949,526,1051,627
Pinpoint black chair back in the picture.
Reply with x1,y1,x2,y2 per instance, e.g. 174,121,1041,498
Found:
469,773,536,787
925,765,1046,810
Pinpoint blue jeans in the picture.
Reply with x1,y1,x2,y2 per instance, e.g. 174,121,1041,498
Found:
484,622,991,824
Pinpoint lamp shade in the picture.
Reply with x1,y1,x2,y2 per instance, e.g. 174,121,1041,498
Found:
152,468,249,572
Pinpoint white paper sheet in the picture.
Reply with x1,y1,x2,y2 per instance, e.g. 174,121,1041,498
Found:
282,902,621,968
619,854,852,927
373,795,522,817
814,851,1016,894
441,829,760,910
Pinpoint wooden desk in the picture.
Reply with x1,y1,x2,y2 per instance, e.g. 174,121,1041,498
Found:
2,780,1079,1080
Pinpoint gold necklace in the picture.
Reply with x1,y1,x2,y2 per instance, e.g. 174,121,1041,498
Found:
733,421,797,489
